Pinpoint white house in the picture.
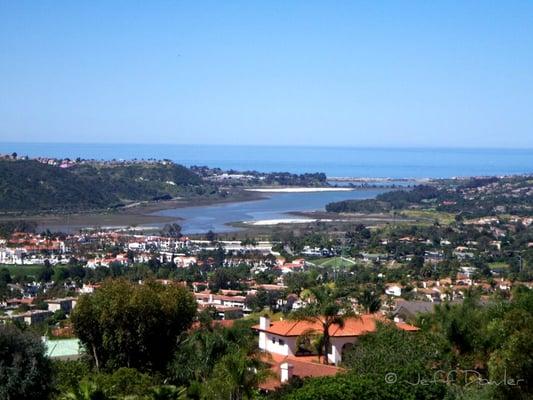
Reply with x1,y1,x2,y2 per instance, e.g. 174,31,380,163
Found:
385,284,403,297
253,314,418,366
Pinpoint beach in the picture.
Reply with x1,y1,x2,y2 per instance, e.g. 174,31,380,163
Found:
245,187,354,193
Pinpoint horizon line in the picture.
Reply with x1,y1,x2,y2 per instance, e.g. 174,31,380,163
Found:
1,141,532,151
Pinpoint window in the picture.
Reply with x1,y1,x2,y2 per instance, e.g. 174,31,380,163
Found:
279,339,285,346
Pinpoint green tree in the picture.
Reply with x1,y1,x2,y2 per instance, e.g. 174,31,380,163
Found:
52,360,91,397
170,326,234,385
356,286,382,313
169,320,257,387
280,373,448,400
71,279,197,372
202,350,270,400
61,381,108,400
343,322,449,379
149,385,187,400
161,223,182,238
0,324,53,400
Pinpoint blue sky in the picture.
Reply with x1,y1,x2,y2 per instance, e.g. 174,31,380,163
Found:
1,1,532,147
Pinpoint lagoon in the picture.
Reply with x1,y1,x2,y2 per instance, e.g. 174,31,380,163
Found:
153,188,387,234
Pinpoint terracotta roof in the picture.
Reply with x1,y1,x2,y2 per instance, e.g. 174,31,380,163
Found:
259,353,341,391
395,322,420,331
253,314,418,337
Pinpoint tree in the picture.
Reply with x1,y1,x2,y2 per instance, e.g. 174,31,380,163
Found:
149,385,187,400
292,285,353,364
279,372,448,400
0,268,11,285
245,289,281,313
356,286,381,313
38,260,54,282
62,381,108,400
0,268,11,301
206,230,216,242
170,326,234,386
208,268,241,292
202,350,270,400
0,324,53,399
161,223,182,238
344,322,448,378
71,279,197,372
169,319,257,387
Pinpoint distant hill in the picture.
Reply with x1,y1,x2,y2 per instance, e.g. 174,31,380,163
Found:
0,160,203,213
325,176,533,217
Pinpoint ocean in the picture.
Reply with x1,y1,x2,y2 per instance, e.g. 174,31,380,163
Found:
1,143,532,178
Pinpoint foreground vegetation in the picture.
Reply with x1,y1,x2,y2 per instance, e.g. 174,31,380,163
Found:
2,278,532,400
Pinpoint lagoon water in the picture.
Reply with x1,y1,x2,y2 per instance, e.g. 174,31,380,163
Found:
37,188,386,234
5,143,532,233
2,143,532,178
154,188,386,234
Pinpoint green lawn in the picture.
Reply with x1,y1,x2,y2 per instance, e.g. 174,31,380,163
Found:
488,262,510,270
0,264,44,277
399,209,456,225
310,256,356,268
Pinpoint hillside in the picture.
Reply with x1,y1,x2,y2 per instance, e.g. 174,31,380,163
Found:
326,176,533,217
0,160,203,213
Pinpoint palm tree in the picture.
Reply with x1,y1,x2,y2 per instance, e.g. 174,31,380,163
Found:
171,328,231,384
62,381,108,400
149,385,187,400
203,350,271,400
292,285,353,364
356,287,381,313
296,329,325,363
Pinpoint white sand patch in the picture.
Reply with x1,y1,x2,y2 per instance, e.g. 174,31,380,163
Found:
247,218,333,226
245,187,354,193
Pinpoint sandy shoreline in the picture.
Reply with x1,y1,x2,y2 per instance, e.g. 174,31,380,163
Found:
245,187,354,193
245,218,324,226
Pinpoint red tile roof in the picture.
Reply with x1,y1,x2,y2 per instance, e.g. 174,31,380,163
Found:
259,353,342,390
253,314,418,337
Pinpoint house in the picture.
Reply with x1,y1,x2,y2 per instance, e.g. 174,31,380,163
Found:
253,314,418,366
413,287,442,302
360,252,388,262
385,284,403,297
279,258,306,274
174,256,197,268
393,300,435,322
46,297,77,314
79,283,100,294
194,291,250,319
11,310,53,325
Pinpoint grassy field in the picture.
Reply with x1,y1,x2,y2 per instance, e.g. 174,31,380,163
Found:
309,256,357,268
488,262,510,270
399,209,456,225
0,264,44,277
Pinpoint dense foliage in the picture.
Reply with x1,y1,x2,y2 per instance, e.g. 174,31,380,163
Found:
0,160,203,212
277,288,533,400
71,279,197,372
0,324,53,400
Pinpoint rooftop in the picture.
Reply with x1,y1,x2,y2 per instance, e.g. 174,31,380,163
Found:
253,314,418,337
